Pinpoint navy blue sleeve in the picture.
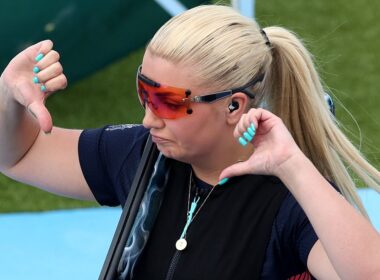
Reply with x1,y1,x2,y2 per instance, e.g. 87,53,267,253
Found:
292,181,340,263
78,124,149,206
263,192,318,278
279,192,318,265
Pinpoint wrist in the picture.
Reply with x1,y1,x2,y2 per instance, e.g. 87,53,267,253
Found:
0,76,24,113
275,150,312,190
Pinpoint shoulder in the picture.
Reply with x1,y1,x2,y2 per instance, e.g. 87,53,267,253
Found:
78,124,150,206
81,124,148,143
79,124,149,156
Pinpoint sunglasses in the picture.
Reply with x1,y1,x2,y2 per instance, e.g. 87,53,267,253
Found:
136,65,264,119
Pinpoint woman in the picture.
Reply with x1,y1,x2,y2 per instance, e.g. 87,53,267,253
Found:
0,4,379,279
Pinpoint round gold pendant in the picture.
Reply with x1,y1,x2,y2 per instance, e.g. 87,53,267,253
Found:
175,238,187,251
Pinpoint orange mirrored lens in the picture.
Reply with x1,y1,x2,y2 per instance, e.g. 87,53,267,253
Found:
137,80,189,119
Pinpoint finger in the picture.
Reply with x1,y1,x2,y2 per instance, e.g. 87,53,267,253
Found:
36,40,54,56
43,74,67,93
24,40,54,63
235,112,257,145
219,161,253,181
27,101,53,133
248,108,277,128
246,108,259,130
234,113,248,137
35,50,60,69
35,62,63,83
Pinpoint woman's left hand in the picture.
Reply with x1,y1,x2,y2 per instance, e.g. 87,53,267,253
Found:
219,108,304,180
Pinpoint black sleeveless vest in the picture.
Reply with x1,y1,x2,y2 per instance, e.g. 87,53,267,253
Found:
133,159,288,280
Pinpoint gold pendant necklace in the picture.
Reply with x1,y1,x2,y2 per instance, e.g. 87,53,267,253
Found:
175,170,217,251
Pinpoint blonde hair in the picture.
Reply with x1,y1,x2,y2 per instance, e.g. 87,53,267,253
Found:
147,5,380,217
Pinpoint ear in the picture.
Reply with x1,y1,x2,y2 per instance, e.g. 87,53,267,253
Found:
225,92,250,125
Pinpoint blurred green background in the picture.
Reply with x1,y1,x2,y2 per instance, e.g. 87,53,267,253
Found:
1,0,379,212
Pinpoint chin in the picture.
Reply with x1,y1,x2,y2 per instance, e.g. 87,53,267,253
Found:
157,146,192,163
157,146,178,159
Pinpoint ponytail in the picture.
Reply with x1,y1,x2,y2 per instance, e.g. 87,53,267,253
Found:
262,26,380,217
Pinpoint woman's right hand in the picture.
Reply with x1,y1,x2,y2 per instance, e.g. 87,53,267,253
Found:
0,40,67,133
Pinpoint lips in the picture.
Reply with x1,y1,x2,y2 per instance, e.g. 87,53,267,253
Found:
151,134,171,144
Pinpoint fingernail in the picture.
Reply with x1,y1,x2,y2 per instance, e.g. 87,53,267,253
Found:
243,132,253,142
40,85,47,92
33,66,40,73
218,178,229,185
33,76,39,84
247,127,255,137
250,123,256,133
239,137,248,146
35,53,44,62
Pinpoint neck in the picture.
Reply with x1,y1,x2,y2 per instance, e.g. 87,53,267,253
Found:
191,142,254,186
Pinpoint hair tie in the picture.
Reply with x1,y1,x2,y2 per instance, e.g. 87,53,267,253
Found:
260,29,272,47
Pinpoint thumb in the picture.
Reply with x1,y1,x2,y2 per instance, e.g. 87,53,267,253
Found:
219,161,253,181
28,101,53,133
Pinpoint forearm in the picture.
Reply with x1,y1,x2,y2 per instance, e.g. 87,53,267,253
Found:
0,78,40,170
277,152,380,279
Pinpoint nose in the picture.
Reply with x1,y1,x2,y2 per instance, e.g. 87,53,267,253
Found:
142,106,165,129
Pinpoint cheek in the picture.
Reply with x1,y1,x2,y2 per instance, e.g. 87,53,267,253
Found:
172,125,199,147
164,107,223,155
175,120,218,150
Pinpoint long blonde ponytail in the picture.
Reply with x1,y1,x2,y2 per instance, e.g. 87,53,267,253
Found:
264,26,380,217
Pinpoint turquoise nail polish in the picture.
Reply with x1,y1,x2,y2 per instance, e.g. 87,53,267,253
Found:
33,66,40,73
243,132,253,142
250,123,256,133
218,178,229,185
40,85,46,92
33,76,39,84
35,53,44,62
247,127,255,137
239,137,248,146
